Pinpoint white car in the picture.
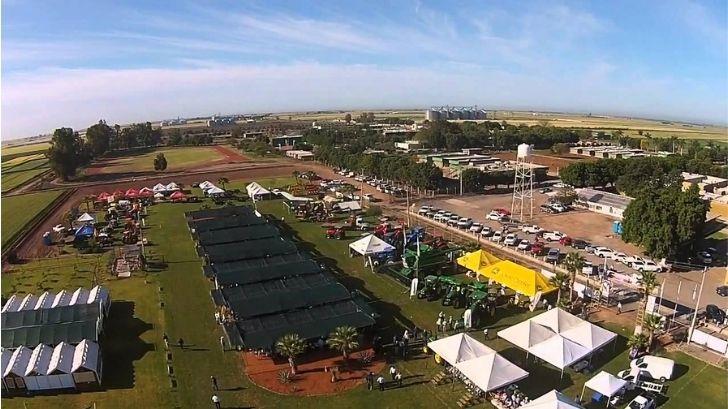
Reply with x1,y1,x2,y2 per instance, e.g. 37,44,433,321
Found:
517,240,530,251
626,394,656,409
549,203,566,213
624,255,644,266
543,231,566,242
613,252,628,264
490,231,503,242
457,218,473,229
628,355,675,382
631,260,663,273
486,211,503,221
469,223,483,233
504,234,519,246
521,224,544,234
418,206,432,215
593,247,614,258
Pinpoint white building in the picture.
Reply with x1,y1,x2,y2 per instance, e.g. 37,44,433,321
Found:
575,188,633,219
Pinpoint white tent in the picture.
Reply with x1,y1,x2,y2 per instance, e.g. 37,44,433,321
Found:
581,371,627,403
499,321,559,351
25,344,53,379
70,288,90,306
76,213,95,223
139,187,153,194
152,183,167,192
246,182,271,200
4,346,32,378
561,322,617,350
427,333,495,364
528,336,591,369
166,182,180,191
520,390,583,409
336,201,362,212
454,353,529,392
72,340,102,384
1,349,13,378
88,286,110,315
2,294,21,313
52,290,72,308
17,294,38,311
154,192,165,199
531,308,585,333
199,181,214,189
206,186,226,195
348,234,396,256
34,292,55,310
47,342,75,389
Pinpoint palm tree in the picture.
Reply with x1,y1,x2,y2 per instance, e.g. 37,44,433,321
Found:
275,333,306,375
217,177,229,190
640,271,659,299
326,326,359,361
549,271,570,306
627,333,648,351
562,252,585,301
643,314,663,351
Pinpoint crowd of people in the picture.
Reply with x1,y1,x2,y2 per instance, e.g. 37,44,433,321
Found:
488,386,531,409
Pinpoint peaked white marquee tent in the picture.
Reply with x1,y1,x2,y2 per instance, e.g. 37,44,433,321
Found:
520,390,583,409
580,371,627,405
454,352,529,392
246,182,271,200
152,183,168,193
76,213,95,223
206,186,226,196
199,181,214,190
349,234,395,256
427,333,494,364
165,182,180,191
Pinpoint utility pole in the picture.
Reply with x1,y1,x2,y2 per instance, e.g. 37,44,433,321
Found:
687,267,708,345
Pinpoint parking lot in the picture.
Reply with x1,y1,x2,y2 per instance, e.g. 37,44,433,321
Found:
418,192,727,309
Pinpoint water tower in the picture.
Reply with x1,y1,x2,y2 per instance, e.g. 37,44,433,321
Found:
511,143,534,222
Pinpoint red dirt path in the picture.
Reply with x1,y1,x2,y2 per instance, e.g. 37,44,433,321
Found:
209,144,248,163
243,347,385,396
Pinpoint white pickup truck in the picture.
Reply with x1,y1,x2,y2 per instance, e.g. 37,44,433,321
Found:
543,231,566,242
521,224,544,234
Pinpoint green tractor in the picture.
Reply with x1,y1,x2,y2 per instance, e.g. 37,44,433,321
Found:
417,275,457,301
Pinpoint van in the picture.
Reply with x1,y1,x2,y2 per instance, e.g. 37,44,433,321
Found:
628,355,675,382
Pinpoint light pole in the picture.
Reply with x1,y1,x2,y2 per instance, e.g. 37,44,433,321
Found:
687,267,708,345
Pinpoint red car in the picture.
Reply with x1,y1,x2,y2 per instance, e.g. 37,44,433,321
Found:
530,242,546,256
493,208,511,216
559,236,572,246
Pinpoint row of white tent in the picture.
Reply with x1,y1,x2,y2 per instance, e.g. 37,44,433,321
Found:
199,181,226,195
2,340,102,392
152,182,180,192
2,286,110,315
498,308,617,375
246,182,271,200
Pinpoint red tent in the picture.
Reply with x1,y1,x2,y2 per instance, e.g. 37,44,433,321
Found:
112,189,125,197
170,191,187,202
97,192,110,201
138,190,153,198
125,188,139,198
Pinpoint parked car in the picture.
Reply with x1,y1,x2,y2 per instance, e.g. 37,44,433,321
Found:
624,255,645,267
491,231,503,242
571,239,589,250
539,204,554,213
504,234,519,246
469,223,483,233
613,252,629,264
486,211,504,221
480,227,494,237
530,242,546,256
628,355,675,382
521,224,544,234
584,244,597,254
558,236,572,246
543,231,566,242
539,187,552,193
705,304,726,324
696,251,713,265
717,285,728,297
447,215,460,227
593,247,614,258
545,248,561,263
418,206,432,215
631,260,662,272
457,218,473,229
626,394,657,409
517,240,530,251
549,203,567,213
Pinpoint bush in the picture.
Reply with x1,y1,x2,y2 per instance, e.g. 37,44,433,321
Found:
364,205,382,217
277,370,293,384
358,350,374,365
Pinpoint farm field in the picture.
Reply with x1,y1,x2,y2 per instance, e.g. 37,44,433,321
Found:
87,146,231,175
1,141,51,157
2,177,725,409
1,167,50,192
1,153,46,171
1,189,66,248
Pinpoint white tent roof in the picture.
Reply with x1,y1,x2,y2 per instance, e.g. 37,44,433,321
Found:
152,183,167,192
70,288,90,306
76,213,95,222
531,308,584,333
52,290,72,308
26,344,53,376
246,182,271,196
72,340,100,375
584,371,627,398
35,291,55,310
427,333,495,364
4,346,32,377
48,342,75,374
207,186,225,195
166,182,180,191
528,336,591,369
154,192,165,198
560,322,617,350
2,294,21,313
498,321,558,350
520,390,583,409
139,187,153,193
88,286,109,307
454,353,529,392
1,349,12,378
348,234,396,256
18,293,39,311
337,201,362,211
199,181,214,189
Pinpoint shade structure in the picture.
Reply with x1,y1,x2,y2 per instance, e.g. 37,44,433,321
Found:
199,180,214,190
498,308,617,371
457,250,501,272
125,188,139,198
520,390,583,409
348,234,396,256
427,333,495,364
96,192,110,201
582,371,627,399
47,342,75,374
74,225,95,238
336,201,361,211
206,186,225,195
153,192,165,199
457,256,555,297
454,353,529,392
76,213,95,223
246,182,271,199
26,344,54,376
138,187,153,197
71,340,100,376
152,183,167,192
166,182,180,191
112,189,125,197
4,346,32,377
170,191,186,200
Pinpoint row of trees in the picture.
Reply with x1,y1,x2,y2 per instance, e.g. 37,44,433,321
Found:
416,120,583,151
275,326,359,375
622,184,708,259
86,120,162,155
166,129,214,146
460,167,548,193
314,145,443,190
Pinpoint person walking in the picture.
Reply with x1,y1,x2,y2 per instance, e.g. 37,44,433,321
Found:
617,301,623,315
220,336,226,352
412,326,419,340
211,375,218,391
395,372,403,388
402,337,409,360
377,375,385,391
366,371,374,391
389,365,397,381
212,394,221,409
178,338,185,350
483,328,489,340
393,335,400,356
163,333,169,350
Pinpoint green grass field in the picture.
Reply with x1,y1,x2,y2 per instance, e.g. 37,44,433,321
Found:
1,154,46,171
92,147,224,174
2,180,725,408
1,142,51,157
3,157,49,173
1,167,51,192
1,190,65,248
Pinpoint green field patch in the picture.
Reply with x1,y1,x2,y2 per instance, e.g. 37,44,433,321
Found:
93,147,224,175
1,167,50,192
1,189,65,248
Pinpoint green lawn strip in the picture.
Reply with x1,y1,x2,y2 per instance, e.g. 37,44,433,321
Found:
2,167,50,192
96,147,223,174
1,190,65,248
2,142,50,157
1,256,172,409
3,158,49,173
1,154,46,171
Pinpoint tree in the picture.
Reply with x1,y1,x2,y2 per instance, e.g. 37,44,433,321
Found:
275,333,306,375
549,271,570,306
554,187,579,206
326,326,359,361
85,120,113,156
639,271,659,300
551,143,570,155
47,127,84,180
561,252,585,301
154,153,168,171
461,168,485,193
217,177,229,189
643,314,663,351
627,333,648,351
344,113,352,123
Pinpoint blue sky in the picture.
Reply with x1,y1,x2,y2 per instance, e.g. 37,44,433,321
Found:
2,0,726,139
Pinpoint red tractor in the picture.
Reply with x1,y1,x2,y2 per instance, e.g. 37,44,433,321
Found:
325,226,346,240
